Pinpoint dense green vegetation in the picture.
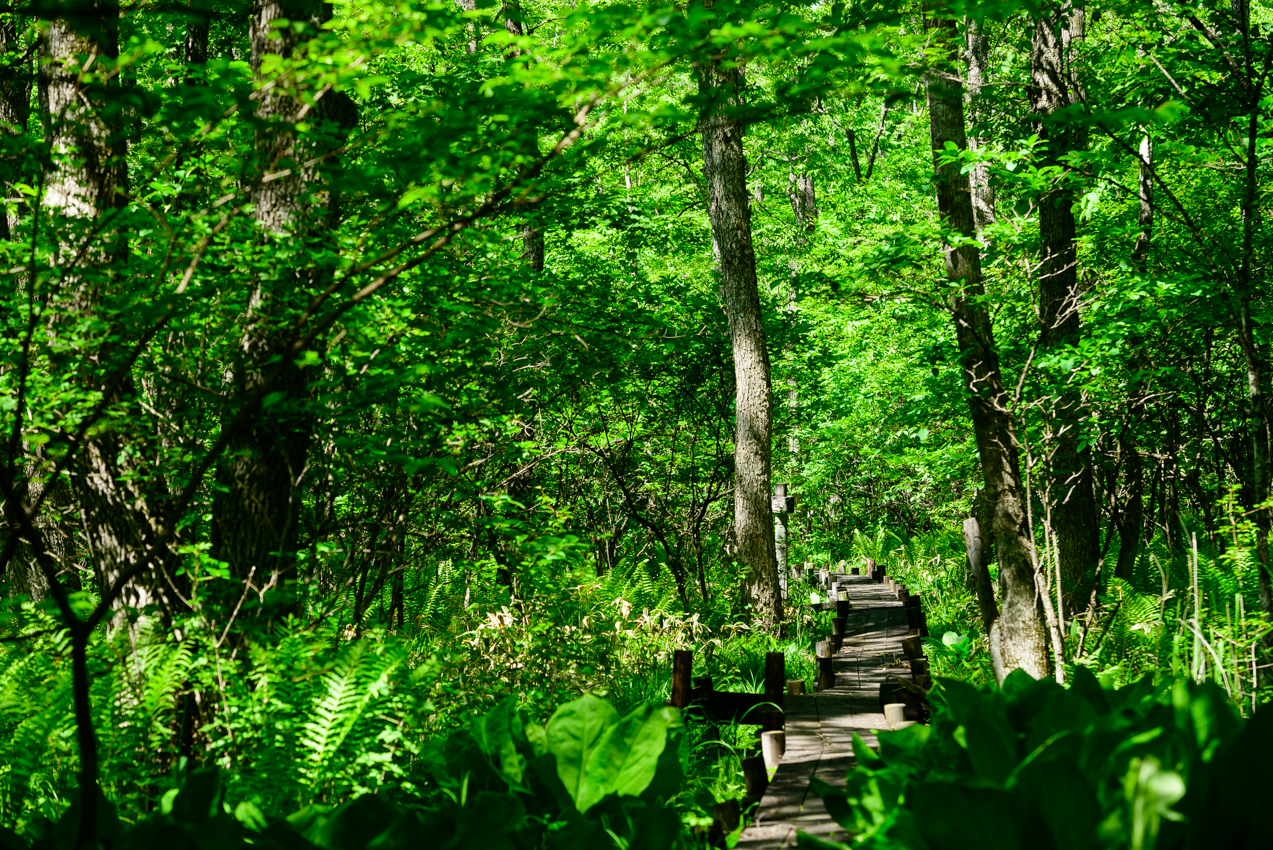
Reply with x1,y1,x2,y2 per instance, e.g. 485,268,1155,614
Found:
1,0,1271,845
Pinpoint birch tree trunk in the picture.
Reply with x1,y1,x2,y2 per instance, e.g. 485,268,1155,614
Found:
964,18,995,237
924,2,1049,681
698,59,781,626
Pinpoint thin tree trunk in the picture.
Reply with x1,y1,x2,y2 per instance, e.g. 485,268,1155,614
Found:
1029,2,1099,613
1227,0,1273,631
964,18,995,237
924,2,1049,682
697,56,781,626
1118,130,1153,583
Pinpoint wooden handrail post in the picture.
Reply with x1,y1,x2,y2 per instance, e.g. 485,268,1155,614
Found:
765,651,785,709
671,649,692,708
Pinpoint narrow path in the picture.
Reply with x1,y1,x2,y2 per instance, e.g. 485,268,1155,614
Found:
737,575,909,848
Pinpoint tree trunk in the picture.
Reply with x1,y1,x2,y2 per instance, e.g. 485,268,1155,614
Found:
1029,3,1099,614
43,1,174,616
211,0,356,605
964,18,995,237
1118,129,1153,583
0,13,29,241
1227,0,1273,632
1115,430,1143,582
698,59,781,626
924,2,1049,681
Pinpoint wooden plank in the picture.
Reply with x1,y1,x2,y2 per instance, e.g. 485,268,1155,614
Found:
738,576,909,848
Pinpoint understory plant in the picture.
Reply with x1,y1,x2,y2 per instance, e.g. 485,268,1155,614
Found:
809,670,1272,850
1,695,689,850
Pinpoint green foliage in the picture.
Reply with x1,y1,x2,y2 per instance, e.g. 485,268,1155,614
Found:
809,671,1273,850
3,695,687,850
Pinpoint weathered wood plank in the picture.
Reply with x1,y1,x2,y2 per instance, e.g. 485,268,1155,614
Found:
737,575,909,849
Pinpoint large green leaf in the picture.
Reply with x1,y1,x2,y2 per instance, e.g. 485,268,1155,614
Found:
585,705,678,805
472,697,529,787
546,694,620,811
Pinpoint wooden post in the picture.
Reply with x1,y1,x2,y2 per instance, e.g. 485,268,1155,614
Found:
742,756,769,800
883,702,907,729
815,638,834,690
836,598,852,619
964,517,999,635
904,594,922,630
902,635,923,660
786,678,806,696
765,652,785,708
671,649,692,708
831,617,846,652
850,567,860,575
761,730,786,770
879,679,901,711
867,558,879,581
816,656,835,691
711,800,741,843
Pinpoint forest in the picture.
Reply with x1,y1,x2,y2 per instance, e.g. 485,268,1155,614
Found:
0,0,1271,846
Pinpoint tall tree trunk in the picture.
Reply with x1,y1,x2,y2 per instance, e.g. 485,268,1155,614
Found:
924,1,1049,681
0,13,29,241
211,0,355,609
964,18,994,237
1226,0,1273,630
698,58,781,626
184,0,210,82
1117,130,1153,583
43,0,172,616
1029,2,1099,614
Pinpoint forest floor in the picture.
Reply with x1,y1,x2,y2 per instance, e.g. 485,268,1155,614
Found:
739,575,908,848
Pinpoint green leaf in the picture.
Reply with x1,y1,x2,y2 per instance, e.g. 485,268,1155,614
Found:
472,698,528,787
583,704,677,807
546,694,619,811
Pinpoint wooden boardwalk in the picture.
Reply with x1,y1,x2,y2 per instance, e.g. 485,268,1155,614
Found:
738,575,909,848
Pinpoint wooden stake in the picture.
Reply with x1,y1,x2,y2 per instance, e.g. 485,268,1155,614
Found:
765,652,785,708
671,649,692,708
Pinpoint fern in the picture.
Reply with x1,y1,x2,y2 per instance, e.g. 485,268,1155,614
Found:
299,641,406,795
0,644,73,826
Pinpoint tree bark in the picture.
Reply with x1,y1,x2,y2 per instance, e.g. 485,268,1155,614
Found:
211,0,356,603
924,2,1049,681
1029,3,1099,614
1227,0,1273,630
42,0,175,616
1117,131,1153,583
698,58,781,626
0,13,29,241
964,18,995,237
